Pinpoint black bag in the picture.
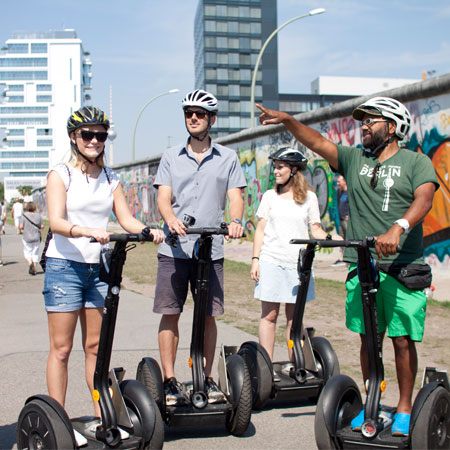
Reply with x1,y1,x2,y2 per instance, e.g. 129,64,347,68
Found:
378,263,432,291
99,246,113,283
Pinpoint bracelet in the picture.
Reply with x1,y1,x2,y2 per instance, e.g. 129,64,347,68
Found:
252,256,259,260
69,224,77,238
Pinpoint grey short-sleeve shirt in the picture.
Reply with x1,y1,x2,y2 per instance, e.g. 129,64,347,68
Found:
154,140,247,260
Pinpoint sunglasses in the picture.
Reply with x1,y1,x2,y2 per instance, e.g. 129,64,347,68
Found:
184,110,209,119
361,118,387,126
76,130,108,143
370,162,381,189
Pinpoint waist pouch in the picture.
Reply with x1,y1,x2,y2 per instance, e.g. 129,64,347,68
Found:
99,247,113,283
378,263,432,291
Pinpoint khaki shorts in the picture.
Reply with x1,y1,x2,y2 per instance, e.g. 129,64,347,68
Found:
153,254,224,316
345,264,427,342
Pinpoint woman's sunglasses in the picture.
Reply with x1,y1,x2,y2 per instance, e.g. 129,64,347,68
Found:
76,130,108,143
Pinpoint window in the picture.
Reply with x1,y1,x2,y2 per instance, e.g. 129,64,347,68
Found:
240,69,251,81
205,84,217,95
205,20,216,32
228,22,239,33
228,53,239,64
205,69,217,80
204,5,215,15
36,84,51,91
216,21,227,32
0,71,47,81
205,52,216,64
251,39,262,50
217,117,229,128
229,116,240,128
216,5,227,16
205,37,216,48
228,38,239,49
220,100,229,112
229,85,240,96
37,128,52,136
217,37,227,48
0,150,48,159
241,117,251,129
255,85,262,98
0,58,47,67
229,69,240,81
229,101,240,113
7,96,24,103
7,140,25,147
37,139,52,147
250,23,261,34
217,68,228,80
217,85,228,96
7,44,28,53
31,43,48,53
240,37,250,49
8,84,24,91
241,101,251,113
0,117,48,125
0,161,48,169
250,7,262,18
227,6,239,17
217,53,228,64
239,23,251,34
0,106,47,114
240,53,251,65
240,86,251,97
239,6,250,17
7,129,24,136
36,95,52,102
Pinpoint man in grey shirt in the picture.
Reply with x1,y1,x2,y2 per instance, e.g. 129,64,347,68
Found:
153,89,247,405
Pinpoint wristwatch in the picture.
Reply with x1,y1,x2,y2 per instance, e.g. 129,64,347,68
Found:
232,218,242,225
394,218,410,233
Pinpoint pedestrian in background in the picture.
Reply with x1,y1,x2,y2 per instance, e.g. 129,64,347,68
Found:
19,201,43,275
0,200,6,234
332,174,349,266
12,198,23,235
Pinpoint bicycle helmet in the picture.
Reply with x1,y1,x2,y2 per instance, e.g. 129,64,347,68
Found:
352,97,411,140
182,89,219,113
67,106,110,135
269,147,308,171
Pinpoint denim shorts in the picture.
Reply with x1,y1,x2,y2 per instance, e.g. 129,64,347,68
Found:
43,257,108,312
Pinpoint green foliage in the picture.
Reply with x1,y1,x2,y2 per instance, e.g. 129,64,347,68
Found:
0,182,4,201
17,185,33,197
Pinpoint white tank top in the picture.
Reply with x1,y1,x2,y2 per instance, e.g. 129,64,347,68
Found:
45,164,120,263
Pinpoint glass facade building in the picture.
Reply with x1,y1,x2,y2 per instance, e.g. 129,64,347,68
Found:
0,29,92,201
194,0,278,138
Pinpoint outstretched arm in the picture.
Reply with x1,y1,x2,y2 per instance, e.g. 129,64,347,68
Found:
256,104,339,170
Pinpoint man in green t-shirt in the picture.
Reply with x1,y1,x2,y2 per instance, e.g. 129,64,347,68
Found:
256,97,439,437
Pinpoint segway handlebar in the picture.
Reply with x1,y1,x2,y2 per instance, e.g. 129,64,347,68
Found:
289,236,376,248
90,233,154,243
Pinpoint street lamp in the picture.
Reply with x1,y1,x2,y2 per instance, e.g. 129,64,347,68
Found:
250,8,326,126
131,88,179,161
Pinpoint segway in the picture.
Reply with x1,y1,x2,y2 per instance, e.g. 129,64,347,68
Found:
17,233,164,449
234,241,340,410
293,237,450,449
136,218,252,436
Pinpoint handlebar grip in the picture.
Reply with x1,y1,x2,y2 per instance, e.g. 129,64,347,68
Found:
90,233,153,243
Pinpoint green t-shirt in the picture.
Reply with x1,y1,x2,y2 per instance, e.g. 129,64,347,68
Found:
337,145,439,264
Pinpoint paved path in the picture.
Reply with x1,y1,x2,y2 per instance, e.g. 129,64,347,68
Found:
0,225,318,449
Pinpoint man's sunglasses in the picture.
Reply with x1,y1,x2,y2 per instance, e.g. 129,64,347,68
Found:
184,110,209,119
361,118,387,126
76,130,108,143
370,162,381,189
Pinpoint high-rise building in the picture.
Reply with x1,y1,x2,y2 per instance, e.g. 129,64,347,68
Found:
0,29,92,201
194,0,278,138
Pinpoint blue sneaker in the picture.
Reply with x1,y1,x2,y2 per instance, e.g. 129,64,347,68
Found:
392,413,410,436
351,409,364,431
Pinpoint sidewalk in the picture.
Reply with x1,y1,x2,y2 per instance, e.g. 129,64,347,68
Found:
223,238,450,302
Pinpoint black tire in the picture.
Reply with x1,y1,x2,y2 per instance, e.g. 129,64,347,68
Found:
120,379,164,450
311,336,340,381
137,357,165,414
314,375,362,450
16,398,74,450
411,385,450,450
238,342,273,410
226,358,252,436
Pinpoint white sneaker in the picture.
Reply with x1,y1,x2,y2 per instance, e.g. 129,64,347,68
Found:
73,429,88,447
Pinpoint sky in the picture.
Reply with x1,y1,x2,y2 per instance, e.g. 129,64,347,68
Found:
1,0,450,165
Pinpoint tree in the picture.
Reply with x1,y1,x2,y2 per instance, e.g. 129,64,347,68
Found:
17,185,33,197
0,182,4,201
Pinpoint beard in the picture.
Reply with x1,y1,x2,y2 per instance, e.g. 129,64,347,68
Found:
362,126,388,152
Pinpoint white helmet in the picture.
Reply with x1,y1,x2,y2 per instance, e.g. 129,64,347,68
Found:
352,97,411,140
182,89,218,113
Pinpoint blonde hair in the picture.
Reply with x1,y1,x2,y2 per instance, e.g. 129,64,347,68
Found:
275,169,312,204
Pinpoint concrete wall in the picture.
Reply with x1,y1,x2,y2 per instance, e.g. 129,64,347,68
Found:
34,74,450,270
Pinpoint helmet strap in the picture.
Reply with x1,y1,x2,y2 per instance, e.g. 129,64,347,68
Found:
73,143,103,166
276,167,297,191
366,121,396,155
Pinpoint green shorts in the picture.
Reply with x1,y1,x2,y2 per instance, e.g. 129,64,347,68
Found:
345,264,427,342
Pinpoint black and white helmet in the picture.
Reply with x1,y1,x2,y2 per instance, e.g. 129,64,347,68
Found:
352,97,411,140
269,147,308,171
182,89,218,113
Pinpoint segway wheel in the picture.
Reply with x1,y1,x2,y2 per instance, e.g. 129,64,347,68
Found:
225,356,252,436
137,357,165,414
238,341,273,410
311,336,340,381
120,379,164,449
314,374,362,450
16,398,74,450
411,385,450,449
